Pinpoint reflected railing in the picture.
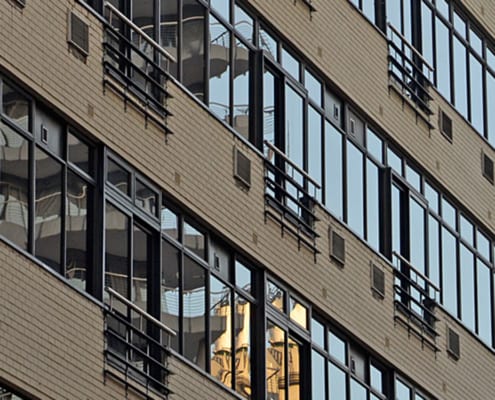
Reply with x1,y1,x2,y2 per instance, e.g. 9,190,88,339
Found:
102,1,176,135
392,252,440,352
387,23,434,120
104,286,176,398
263,140,320,259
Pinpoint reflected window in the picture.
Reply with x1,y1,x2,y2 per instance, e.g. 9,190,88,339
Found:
289,297,308,329
161,205,179,240
68,131,92,175
259,27,277,60
0,122,29,250
235,259,251,293
233,38,250,139
107,158,130,196
183,220,205,259
2,82,30,131
267,280,285,312
161,239,180,351
135,179,158,216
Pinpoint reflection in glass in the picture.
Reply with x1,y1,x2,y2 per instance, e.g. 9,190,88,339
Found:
66,171,90,290
305,70,322,105
285,85,304,169
35,148,62,272
68,131,91,175
347,142,364,237
210,276,233,388
233,38,250,139
406,165,420,192
183,256,206,368
161,206,179,240
421,3,434,75
0,122,29,250
308,106,322,197
477,230,490,260
107,158,130,196
396,379,411,400
160,0,179,77
161,240,180,351
211,0,229,21
289,297,307,329
367,160,380,250
136,179,157,216
460,215,474,245
267,280,285,312
428,216,440,294
105,203,130,302
460,245,475,331
441,198,456,228
453,12,466,38
424,182,438,213
235,293,251,398
184,221,205,258
266,322,285,400
325,122,343,218
263,69,275,154
362,0,374,22
370,364,383,393
470,55,484,133
351,379,367,400
235,259,251,293
209,16,231,122
436,18,451,100
488,73,495,147
329,332,346,365
182,0,206,101
234,5,253,42
312,350,325,400
329,362,347,399
477,260,492,344
367,128,382,162
410,199,425,274
470,29,482,54
442,227,457,316
133,225,149,312
282,48,299,80
453,37,468,118
391,185,402,255
387,147,402,174
311,318,325,348
288,337,301,400
2,83,30,131
259,28,277,60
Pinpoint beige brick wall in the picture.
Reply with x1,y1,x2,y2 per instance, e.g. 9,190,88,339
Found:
0,1,494,400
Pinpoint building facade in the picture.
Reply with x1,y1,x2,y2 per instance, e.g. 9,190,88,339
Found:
1,0,495,399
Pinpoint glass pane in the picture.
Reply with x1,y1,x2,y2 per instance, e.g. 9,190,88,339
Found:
410,199,425,274
350,379,367,400
387,147,402,174
436,18,451,100
2,82,30,131
235,294,252,398
312,350,325,400
210,276,233,388
305,69,322,106
329,363,347,399
347,141,364,237
285,85,304,169
263,69,276,152
477,260,492,344
107,158,130,196
183,256,206,368
289,297,308,329
367,128,383,162
487,72,495,147
367,160,380,250
406,165,421,192
453,12,466,38
259,28,277,60
441,198,456,228
160,0,179,77
329,332,346,365
266,322,285,400
66,171,90,291
183,221,206,259
105,203,129,302
470,55,484,133
234,5,253,41
470,29,482,54
392,185,402,256
209,239,230,281
211,0,230,21
235,259,252,293
267,280,285,312
325,122,343,218
209,16,231,122
160,206,179,240
161,240,180,351
233,38,250,139
477,230,490,260
428,216,440,295
182,0,206,101
460,215,474,245
133,225,149,313
311,317,325,348
362,0,374,22
424,181,439,213
133,0,154,37
288,337,301,400
35,148,62,271
421,3,434,76
0,122,29,250
135,179,158,216
67,131,91,175
282,48,300,80
396,379,411,400
460,245,475,331
370,364,383,393
436,0,449,17
442,227,458,316
308,106,322,194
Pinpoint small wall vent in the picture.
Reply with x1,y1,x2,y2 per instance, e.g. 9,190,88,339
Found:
371,263,385,298
68,11,89,56
233,146,251,188
447,327,460,360
439,109,453,141
482,152,494,184
12,0,26,7
329,227,345,265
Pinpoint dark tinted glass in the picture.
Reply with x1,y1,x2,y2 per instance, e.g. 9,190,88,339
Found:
2,82,30,131
107,158,130,196
161,239,180,351
133,224,150,312
68,131,91,175
135,179,158,216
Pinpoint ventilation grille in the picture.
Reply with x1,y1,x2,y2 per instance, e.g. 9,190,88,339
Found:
371,263,385,298
482,153,494,184
68,12,89,55
13,0,26,7
439,109,453,141
447,327,460,360
233,147,251,188
329,228,345,265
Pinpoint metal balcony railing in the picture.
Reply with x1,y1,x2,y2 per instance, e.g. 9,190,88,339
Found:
387,24,434,125
263,140,320,259
104,286,176,399
392,252,440,352
102,1,176,135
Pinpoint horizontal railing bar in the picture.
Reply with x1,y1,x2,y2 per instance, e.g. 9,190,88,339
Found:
104,1,177,63
393,286,438,321
105,286,177,336
393,312,440,347
394,300,439,336
264,140,321,188
387,56,432,98
387,40,433,82
393,252,440,292
387,23,434,72
388,71,433,115
265,159,319,197
104,367,171,398
393,269,437,301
